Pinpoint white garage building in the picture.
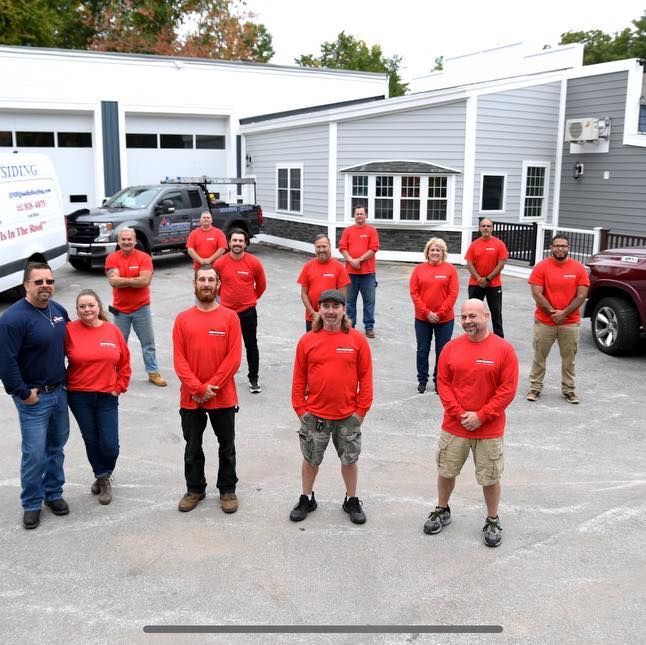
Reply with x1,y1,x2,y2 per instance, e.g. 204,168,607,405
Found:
0,46,388,213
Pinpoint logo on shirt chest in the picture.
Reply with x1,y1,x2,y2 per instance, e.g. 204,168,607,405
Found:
336,347,355,354
208,329,225,337
475,359,495,366
99,341,117,349
128,265,140,271
435,275,447,280
52,315,65,325
322,273,335,278
562,274,576,279
237,271,250,277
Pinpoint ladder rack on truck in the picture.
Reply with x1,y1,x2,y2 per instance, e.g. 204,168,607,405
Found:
161,176,257,204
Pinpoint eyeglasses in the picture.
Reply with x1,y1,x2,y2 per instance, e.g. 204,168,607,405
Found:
552,245,569,249
27,279,55,285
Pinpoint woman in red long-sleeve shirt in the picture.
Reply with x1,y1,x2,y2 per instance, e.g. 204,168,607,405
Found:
409,238,459,394
65,289,130,505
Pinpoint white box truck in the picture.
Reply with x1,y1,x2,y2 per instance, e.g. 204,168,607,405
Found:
0,153,68,295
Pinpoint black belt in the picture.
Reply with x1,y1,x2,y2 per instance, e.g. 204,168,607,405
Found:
37,383,61,394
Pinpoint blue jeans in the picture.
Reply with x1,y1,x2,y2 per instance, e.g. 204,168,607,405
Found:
347,273,376,330
68,391,120,478
112,304,159,373
12,387,70,511
414,318,454,386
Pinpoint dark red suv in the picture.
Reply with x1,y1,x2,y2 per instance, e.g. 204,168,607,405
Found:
584,247,646,355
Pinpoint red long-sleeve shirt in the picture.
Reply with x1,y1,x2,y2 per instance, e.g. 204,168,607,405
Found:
292,328,373,419
65,320,131,394
172,304,242,409
409,261,459,322
437,333,518,439
338,224,380,275
297,258,351,321
214,252,267,312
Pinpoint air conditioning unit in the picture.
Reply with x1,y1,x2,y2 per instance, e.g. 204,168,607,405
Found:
565,118,600,142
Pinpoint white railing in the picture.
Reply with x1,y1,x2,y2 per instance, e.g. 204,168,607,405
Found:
535,223,604,263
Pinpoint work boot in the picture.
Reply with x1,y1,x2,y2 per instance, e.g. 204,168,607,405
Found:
417,381,427,394
148,372,167,387
44,498,69,515
91,479,100,495
290,493,317,522
220,492,238,513
365,329,375,339
342,495,366,524
178,491,205,512
97,476,112,505
23,510,41,530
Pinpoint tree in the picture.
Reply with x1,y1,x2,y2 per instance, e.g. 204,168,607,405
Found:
0,0,274,63
559,11,646,64
296,31,408,97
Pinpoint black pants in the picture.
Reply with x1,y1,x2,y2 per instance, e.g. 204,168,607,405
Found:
468,285,504,338
238,306,259,380
180,407,237,495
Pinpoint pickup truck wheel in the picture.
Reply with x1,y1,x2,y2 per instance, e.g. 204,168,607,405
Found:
591,297,640,356
135,239,151,254
69,258,91,271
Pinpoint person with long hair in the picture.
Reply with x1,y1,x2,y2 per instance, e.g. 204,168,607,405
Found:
409,237,459,394
66,289,130,505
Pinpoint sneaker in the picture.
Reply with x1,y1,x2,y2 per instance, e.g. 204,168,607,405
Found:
248,377,261,394
23,509,41,530
562,391,580,404
289,493,317,521
417,382,427,394
148,372,167,387
44,498,69,516
342,495,366,524
220,492,238,514
483,515,503,547
365,329,375,338
91,479,100,495
526,389,541,402
423,506,451,534
97,476,112,505
178,491,205,512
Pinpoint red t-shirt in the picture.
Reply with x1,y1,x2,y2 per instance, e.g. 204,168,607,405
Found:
297,258,351,321
104,249,153,314
172,305,242,410
338,224,380,275
409,261,459,322
465,236,509,287
186,226,228,269
437,333,518,439
214,252,267,313
292,328,373,419
528,257,590,325
65,320,131,394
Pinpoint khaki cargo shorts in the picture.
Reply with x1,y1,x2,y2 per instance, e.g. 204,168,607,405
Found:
435,430,504,486
298,413,362,466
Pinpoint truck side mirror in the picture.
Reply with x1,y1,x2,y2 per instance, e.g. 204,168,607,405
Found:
156,199,176,215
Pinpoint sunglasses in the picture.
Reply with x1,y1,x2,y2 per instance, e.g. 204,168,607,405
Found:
27,279,55,286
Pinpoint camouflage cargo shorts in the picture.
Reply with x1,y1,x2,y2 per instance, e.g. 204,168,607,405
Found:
298,413,362,466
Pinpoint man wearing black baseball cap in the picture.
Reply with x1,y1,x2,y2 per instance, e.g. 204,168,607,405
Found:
290,289,373,524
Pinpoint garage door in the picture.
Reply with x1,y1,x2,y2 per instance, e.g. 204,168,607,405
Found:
0,111,95,213
125,114,228,195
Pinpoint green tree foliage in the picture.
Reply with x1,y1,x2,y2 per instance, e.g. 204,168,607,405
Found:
296,31,408,97
560,11,646,64
0,0,274,63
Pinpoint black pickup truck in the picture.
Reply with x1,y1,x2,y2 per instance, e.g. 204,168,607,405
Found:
66,177,262,270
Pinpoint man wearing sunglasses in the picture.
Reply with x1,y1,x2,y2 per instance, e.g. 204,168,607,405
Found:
0,262,71,529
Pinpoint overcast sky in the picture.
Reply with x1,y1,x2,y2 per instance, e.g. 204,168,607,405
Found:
248,0,644,80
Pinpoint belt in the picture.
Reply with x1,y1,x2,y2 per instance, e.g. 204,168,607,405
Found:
37,383,62,394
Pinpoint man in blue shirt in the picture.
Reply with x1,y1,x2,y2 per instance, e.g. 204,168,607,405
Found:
0,262,70,529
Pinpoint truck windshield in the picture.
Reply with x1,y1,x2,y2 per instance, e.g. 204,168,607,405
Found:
105,187,161,209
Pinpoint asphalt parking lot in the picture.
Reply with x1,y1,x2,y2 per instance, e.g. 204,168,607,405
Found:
1,243,644,645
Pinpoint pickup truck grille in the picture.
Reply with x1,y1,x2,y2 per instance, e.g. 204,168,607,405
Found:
67,221,100,243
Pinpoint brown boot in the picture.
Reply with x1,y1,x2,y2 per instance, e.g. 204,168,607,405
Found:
97,476,112,505
148,372,167,387
220,492,238,514
91,479,100,495
178,491,205,512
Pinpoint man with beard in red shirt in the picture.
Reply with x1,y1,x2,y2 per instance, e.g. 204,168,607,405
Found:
173,265,242,515
424,299,518,547
290,290,373,525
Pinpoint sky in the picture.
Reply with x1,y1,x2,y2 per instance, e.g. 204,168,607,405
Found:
247,0,644,81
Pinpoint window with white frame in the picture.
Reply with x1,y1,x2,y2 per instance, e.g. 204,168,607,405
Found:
347,174,453,223
276,165,302,214
521,163,549,219
480,174,505,212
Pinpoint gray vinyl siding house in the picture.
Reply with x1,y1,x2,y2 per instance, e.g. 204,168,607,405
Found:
241,57,646,262
559,68,646,235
